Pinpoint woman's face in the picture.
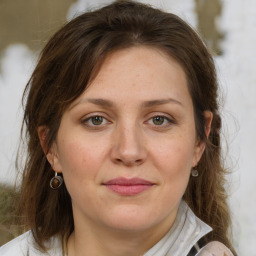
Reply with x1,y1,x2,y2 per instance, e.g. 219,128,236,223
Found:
49,46,206,235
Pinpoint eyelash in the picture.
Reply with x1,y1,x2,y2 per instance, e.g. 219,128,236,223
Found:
81,114,175,129
81,115,109,128
146,115,175,127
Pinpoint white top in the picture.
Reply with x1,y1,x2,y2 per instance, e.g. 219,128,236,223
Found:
144,200,212,256
0,200,233,256
0,231,64,256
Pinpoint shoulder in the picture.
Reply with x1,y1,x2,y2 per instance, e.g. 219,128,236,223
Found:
196,241,234,256
0,231,63,256
0,231,33,256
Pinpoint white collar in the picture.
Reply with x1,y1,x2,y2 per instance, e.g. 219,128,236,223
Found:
144,200,212,256
1,201,211,256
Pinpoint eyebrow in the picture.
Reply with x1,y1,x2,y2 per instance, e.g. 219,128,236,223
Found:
70,97,183,110
141,98,183,108
70,98,114,110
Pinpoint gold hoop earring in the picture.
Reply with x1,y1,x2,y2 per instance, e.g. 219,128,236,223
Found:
50,172,63,189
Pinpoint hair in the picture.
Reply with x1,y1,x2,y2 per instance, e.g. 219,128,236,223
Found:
17,0,236,254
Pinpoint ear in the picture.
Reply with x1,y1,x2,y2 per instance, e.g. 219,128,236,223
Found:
193,111,213,166
38,126,62,173
204,110,213,139
38,126,49,155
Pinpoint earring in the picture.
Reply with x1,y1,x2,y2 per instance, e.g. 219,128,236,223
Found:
50,172,63,189
191,168,199,177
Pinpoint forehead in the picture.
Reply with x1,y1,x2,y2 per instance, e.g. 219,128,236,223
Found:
69,46,192,110
90,46,187,93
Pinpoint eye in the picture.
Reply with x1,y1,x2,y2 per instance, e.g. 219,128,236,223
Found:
90,116,104,125
152,116,165,125
147,115,174,127
82,115,108,127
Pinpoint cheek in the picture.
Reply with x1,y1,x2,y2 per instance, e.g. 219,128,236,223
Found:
57,138,107,185
57,140,106,208
162,145,191,183
151,134,196,170
159,145,192,204
149,135,195,190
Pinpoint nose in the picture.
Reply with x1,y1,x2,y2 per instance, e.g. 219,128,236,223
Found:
110,123,147,166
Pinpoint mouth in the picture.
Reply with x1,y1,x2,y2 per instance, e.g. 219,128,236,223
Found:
102,177,155,196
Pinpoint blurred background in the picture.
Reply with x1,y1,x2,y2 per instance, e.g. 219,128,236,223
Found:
0,0,255,255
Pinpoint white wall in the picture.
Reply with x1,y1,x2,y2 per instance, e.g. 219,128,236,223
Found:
218,0,256,254
0,0,255,255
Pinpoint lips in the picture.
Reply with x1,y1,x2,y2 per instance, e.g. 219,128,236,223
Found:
102,177,155,196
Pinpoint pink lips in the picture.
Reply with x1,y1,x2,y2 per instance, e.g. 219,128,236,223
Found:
103,177,154,196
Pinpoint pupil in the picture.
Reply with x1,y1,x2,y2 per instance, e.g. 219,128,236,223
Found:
153,116,164,125
92,116,103,125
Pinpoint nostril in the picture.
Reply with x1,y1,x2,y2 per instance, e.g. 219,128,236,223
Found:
110,136,147,166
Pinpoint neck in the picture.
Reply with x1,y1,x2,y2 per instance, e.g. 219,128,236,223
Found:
67,216,175,256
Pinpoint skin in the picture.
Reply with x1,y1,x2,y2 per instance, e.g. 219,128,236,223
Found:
39,46,212,256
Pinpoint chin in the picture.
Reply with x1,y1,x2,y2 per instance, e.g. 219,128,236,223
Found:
103,206,161,232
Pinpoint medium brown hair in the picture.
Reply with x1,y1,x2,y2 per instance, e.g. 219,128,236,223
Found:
18,0,236,254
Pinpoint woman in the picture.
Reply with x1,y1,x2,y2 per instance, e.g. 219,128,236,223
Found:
0,1,237,255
